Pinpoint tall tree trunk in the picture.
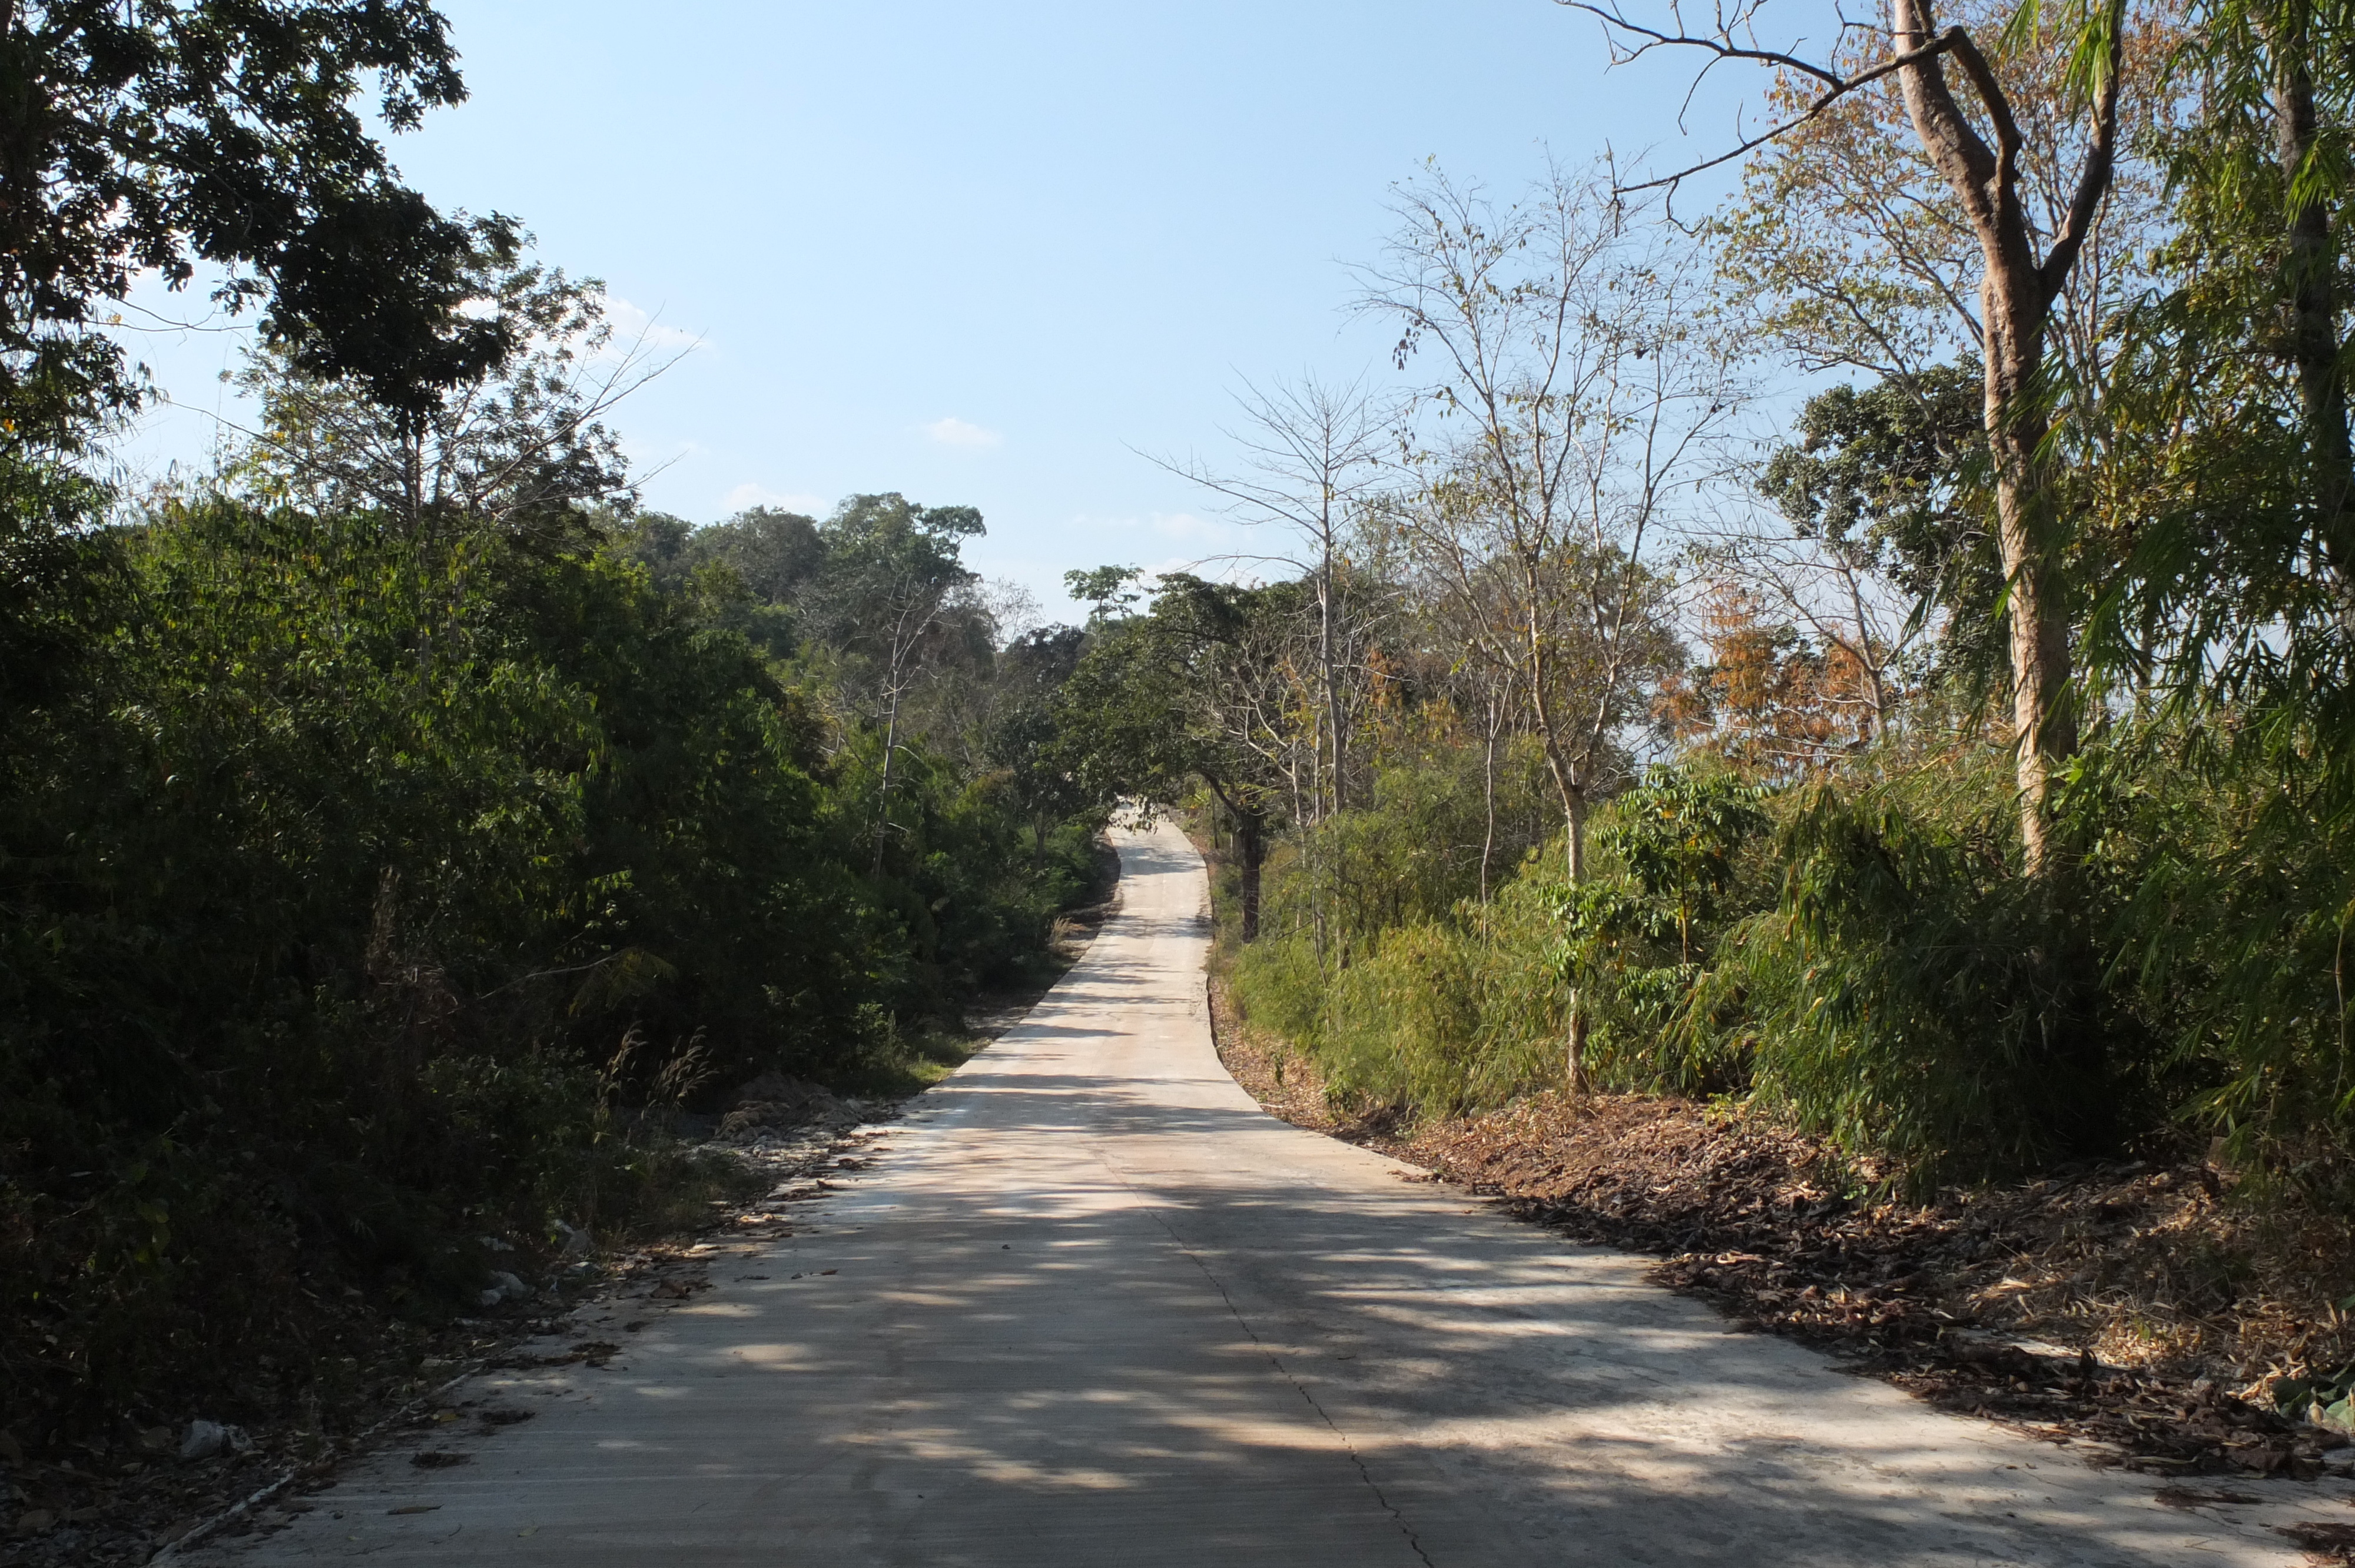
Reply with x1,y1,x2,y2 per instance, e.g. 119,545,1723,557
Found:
871,685,901,877
1983,304,2078,878
1480,693,1501,905
1520,586,1593,1091
1563,785,1590,1092
1320,547,1345,817
2261,18,2355,587
1890,0,2117,879
1236,810,1265,943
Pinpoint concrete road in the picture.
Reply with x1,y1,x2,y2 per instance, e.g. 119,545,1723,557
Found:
200,820,2350,1566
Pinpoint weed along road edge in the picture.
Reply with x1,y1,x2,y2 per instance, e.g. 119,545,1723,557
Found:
193,820,2350,1567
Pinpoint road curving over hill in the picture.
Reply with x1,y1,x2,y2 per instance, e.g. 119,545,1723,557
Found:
197,819,2353,1566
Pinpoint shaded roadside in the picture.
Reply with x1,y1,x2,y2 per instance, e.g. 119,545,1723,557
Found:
1208,974,2355,1523
1,846,1123,1568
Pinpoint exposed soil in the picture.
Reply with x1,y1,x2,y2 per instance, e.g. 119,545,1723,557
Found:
1209,974,2355,1500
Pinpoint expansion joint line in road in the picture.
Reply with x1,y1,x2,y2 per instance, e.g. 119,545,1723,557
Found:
1104,1155,1439,1568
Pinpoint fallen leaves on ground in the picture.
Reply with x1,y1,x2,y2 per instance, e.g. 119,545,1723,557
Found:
1209,975,2355,1485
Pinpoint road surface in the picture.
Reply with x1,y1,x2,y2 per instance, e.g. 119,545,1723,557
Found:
198,820,2349,1565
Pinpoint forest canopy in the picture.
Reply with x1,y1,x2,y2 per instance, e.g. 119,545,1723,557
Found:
0,5,1116,1437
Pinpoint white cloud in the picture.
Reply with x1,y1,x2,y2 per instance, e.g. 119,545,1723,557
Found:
603,295,705,357
924,416,1002,450
721,483,828,514
1149,511,1216,540
626,436,708,465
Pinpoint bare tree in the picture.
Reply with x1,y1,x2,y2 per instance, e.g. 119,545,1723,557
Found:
1152,374,1392,820
1564,0,2134,878
1685,514,1931,747
1419,564,1527,903
1358,161,1735,1087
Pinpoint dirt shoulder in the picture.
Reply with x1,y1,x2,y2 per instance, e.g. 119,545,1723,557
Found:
1209,974,2355,1493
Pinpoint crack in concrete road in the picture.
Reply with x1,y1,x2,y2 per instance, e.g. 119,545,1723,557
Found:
1124,1169,1439,1568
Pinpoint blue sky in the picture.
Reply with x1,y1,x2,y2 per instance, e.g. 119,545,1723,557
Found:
112,0,1766,622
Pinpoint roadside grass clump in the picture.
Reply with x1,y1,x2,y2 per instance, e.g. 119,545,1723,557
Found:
1230,876,1569,1120
1228,926,1331,1052
2071,731,2355,1189
1311,884,1572,1116
1260,734,1560,964
1226,749,2171,1192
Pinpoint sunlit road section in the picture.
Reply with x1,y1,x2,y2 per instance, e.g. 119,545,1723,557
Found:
202,820,2343,1566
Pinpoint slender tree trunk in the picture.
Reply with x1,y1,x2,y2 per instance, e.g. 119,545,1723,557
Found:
1528,665,1591,883
401,415,427,533
871,685,901,876
1320,544,1345,817
2263,25,2355,586
1839,553,1889,746
1564,785,1590,1093
1519,584,1593,1091
1480,693,1501,904
1237,810,1265,943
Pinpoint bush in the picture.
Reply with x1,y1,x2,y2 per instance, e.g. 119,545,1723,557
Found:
0,496,1103,1429
1256,734,1558,964
1235,878,1570,1118
1710,772,2106,1187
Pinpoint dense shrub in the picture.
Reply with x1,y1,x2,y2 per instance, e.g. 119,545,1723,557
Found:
0,496,1104,1426
1254,736,1558,964
1710,770,2107,1186
1226,719,2355,1200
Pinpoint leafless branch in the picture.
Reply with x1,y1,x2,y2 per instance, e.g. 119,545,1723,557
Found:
1561,2,1972,194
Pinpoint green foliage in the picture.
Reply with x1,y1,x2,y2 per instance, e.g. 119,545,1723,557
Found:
1713,770,2109,1188
1759,364,1983,580
1234,748,2142,1184
1233,759,1761,1115
1595,765,1769,965
233,254,631,530
1063,564,1146,621
1258,735,1558,962
1757,363,2003,679
1543,766,1776,1096
0,481,1106,1428
0,2,483,441
2271,1358,2355,1432
1234,881,1569,1117
2071,732,2355,1178
0,0,1116,1454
